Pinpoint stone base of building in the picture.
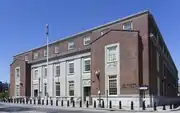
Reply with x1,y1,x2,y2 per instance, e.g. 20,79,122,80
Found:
91,94,153,108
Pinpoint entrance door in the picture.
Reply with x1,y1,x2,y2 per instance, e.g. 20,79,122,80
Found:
34,89,38,97
83,87,91,101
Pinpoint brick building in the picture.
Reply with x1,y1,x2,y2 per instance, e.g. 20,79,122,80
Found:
0,81,9,93
9,10,178,107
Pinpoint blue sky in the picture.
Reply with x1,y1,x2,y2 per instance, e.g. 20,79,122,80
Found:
0,0,180,82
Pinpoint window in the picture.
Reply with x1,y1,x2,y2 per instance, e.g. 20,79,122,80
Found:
157,76,160,96
83,36,91,45
16,85,19,96
25,55,28,61
34,52,38,59
44,83,47,96
54,46,59,53
69,81,74,96
16,68,20,78
109,75,117,95
84,59,91,72
68,41,74,50
107,46,117,63
55,82,60,96
44,67,47,78
44,49,47,56
123,22,133,30
68,62,74,74
34,70,38,79
157,51,160,72
55,65,60,77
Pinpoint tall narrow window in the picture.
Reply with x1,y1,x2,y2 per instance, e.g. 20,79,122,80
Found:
44,67,47,78
123,22,133,30
55,82,60,96
16,85,19,96
157,76,160,96
107,46,117,63
109,75,117,95
34,70,38,79
69,81,74,96
84,59,91,72
44,83,47,96
16,68,20,78
56,65,60,77
68,62,74,74
157,51,160,72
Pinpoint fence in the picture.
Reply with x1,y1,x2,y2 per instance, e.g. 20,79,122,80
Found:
0,98,178,111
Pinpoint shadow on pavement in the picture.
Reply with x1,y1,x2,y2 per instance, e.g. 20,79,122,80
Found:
0,106,34,112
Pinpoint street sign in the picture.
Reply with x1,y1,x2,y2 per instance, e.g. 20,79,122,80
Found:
139,86,148,90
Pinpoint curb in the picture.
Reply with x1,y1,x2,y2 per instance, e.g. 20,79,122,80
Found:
0,102,169,112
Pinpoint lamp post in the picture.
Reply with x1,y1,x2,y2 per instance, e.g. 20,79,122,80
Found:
46,24,49,99
95,70,101,107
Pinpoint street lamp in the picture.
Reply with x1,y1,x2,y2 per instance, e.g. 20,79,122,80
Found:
95,70,101,107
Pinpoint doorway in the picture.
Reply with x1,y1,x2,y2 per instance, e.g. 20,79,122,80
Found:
34,89,38,97
83,87,91,101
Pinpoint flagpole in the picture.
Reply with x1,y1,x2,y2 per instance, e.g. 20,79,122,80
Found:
46,24,49,98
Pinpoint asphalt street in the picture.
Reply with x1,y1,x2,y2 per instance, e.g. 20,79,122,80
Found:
0,103,106,113
0,103,180,113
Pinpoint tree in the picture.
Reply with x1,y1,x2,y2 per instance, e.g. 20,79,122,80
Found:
0,91,9,99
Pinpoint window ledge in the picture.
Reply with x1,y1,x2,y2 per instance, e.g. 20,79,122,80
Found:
83,71,91,73
68,73,74,76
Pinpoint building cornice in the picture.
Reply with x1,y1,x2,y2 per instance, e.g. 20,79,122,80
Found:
14,10,149,57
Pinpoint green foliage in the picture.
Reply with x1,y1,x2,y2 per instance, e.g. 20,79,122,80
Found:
0,92,9,99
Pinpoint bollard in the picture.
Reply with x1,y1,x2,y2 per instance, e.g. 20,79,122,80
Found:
94,101,96,108
26,99,28,104
34,99,36,105
30,99,32,104
67,100,69,107
42,100,44,105
170,104,172,109
72,100,75,107
46,99,48,105
102,100,104,108
119,101,122,109
56,100,58,106
163,105,166,110
153,102,157,111
14,99,15,103
142,101,146,110
86,101,89,108
51,100,53,106
173,104,176,109
109,101,112,108
38,99,41,105
131,101,134,110
80,100,82,107
61,100,63,106
23,99,25,104
20,99,22,104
